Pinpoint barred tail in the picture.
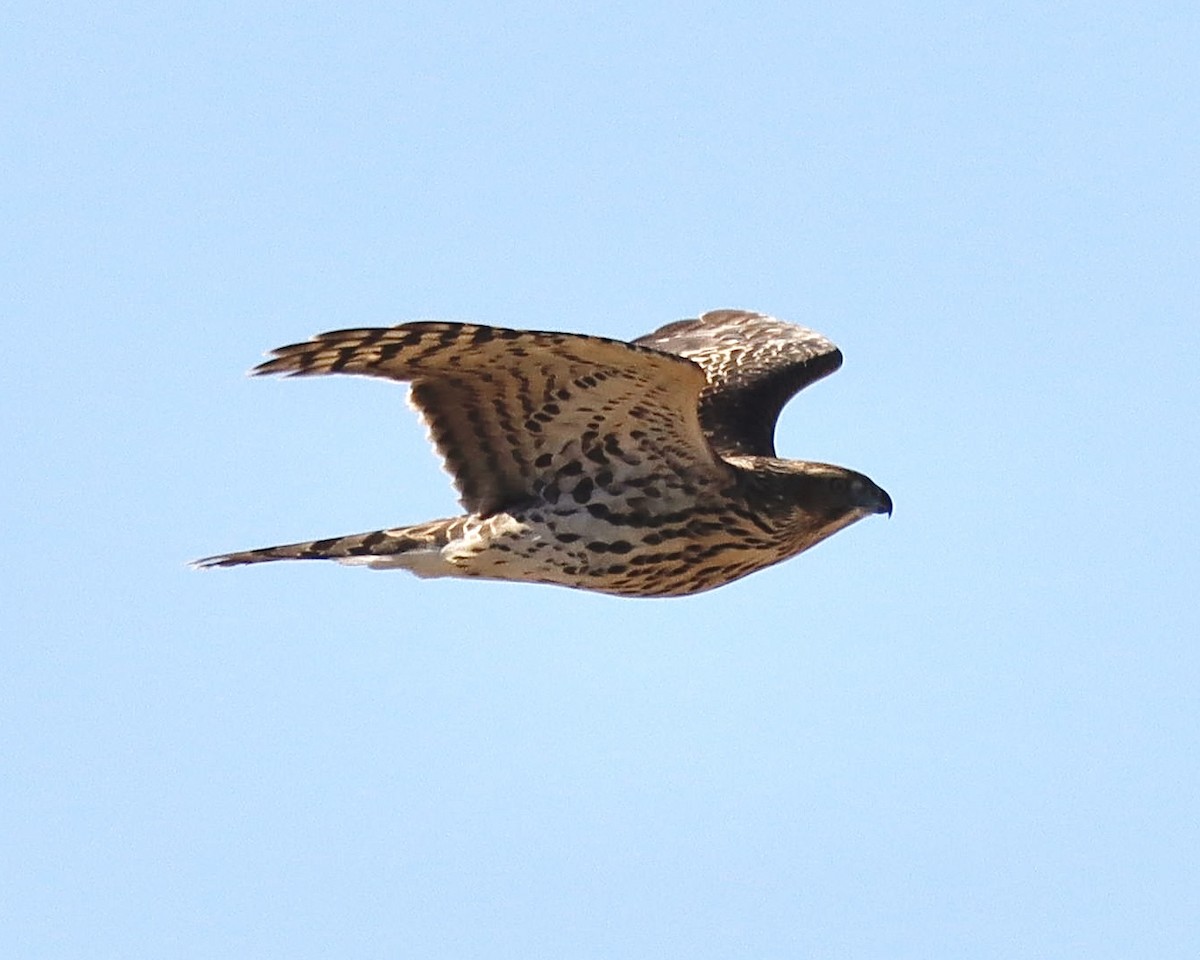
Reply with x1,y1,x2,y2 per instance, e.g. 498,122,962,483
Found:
192,517,467,571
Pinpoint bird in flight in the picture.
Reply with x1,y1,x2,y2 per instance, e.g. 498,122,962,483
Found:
195,309,890,597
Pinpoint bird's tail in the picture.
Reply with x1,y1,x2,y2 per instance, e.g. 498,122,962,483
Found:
192,517,468,571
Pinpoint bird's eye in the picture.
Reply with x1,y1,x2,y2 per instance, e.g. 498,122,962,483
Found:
829,478,848,493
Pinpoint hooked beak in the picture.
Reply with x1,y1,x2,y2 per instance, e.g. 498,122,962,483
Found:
875,487,893,518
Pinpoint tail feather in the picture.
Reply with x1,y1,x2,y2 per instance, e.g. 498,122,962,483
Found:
192,518,466,570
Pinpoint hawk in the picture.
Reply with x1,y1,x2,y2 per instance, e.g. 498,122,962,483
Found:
195,309,891,597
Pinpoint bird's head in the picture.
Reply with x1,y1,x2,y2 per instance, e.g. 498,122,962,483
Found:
734,457,891,550
798,462,892,519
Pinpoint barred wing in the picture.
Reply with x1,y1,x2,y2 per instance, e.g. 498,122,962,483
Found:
254,322,729,515
633,309,843,457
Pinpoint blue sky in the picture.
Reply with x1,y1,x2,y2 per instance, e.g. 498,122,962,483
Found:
4,2,1198,957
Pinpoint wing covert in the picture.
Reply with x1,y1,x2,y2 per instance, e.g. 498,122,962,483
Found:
633,309,843,457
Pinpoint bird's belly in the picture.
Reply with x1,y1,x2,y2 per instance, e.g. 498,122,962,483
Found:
457,504,791,598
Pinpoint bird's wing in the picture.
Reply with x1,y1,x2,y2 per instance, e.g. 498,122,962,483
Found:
633,309,843,457
253,322,731,515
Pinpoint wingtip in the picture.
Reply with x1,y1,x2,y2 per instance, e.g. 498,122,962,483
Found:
248,354,290,377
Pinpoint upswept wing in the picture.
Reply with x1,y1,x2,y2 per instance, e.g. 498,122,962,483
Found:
633,309,843,457
254,322,729,515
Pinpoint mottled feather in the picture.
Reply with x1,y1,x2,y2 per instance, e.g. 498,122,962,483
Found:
633,309,842,457
254,322,728,516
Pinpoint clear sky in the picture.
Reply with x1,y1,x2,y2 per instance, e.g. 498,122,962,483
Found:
4,2,1198,957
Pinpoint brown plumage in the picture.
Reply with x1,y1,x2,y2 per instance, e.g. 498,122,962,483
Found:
194,309,890,597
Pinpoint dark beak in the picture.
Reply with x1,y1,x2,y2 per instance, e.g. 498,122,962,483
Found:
876,488,893,518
